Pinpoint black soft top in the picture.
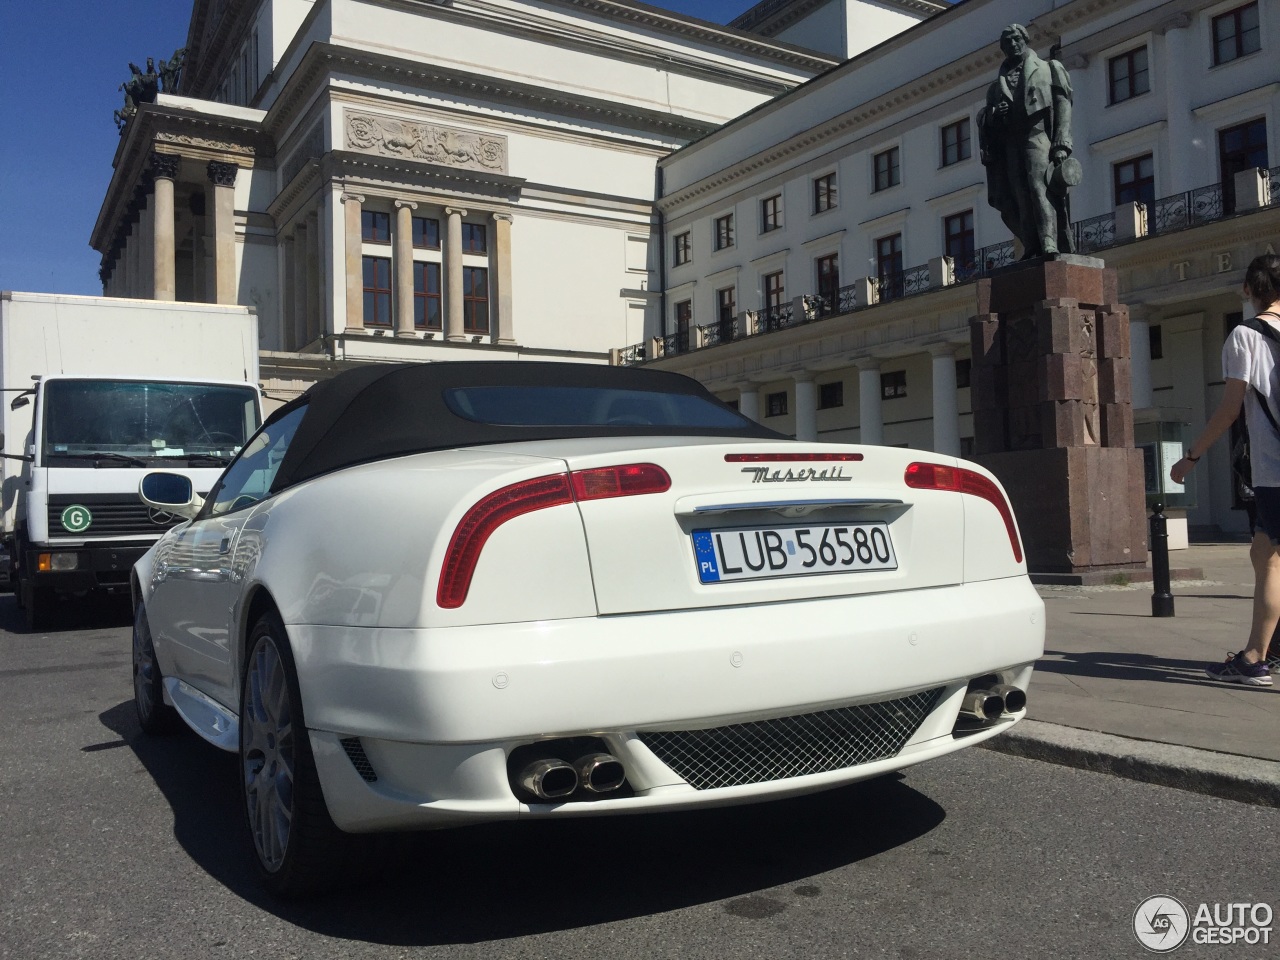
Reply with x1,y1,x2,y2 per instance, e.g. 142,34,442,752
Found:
269,361,782,491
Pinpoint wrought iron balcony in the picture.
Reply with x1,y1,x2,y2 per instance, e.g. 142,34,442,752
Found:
1074,212,1116,254
1151,182,1224,236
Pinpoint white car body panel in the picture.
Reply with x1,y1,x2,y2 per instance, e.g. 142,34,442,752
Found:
137,421,1044,833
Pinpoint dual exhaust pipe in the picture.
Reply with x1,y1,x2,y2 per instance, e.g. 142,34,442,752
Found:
519,752,626,800
959,683,1027,722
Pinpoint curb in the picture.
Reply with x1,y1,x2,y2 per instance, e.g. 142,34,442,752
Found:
978,719,1280,807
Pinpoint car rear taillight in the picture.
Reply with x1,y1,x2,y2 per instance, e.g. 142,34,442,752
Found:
904,462,1024,564
438,463,671,608
571,463,671,500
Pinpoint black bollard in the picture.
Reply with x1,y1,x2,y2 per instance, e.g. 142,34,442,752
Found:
1150,501,1175,617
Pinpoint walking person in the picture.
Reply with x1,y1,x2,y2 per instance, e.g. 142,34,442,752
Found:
1171,254,1280,686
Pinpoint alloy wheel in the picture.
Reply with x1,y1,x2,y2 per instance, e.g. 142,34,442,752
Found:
242,636,296,871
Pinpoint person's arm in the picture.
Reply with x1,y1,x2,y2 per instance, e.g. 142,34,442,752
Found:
1170,378,1247,483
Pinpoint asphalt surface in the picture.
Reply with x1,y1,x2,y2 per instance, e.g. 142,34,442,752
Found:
2,595,1278,958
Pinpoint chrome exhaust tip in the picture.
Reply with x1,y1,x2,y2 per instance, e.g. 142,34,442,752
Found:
992,683,1027,714
959,689,1005,722
519,758,578,800
575,753,626,794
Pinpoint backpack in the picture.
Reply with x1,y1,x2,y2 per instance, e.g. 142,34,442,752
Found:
1231,315,1280,498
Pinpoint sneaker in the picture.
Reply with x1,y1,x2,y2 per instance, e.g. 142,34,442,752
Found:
1205,652,1273,686
1266,650,1280,675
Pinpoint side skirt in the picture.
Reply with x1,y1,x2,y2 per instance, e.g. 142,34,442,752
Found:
163,677,240,752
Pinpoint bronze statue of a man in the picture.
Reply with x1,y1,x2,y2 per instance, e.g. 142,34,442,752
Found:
978,24,1078,258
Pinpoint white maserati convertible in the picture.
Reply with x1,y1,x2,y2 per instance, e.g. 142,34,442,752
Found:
132,361,1044,896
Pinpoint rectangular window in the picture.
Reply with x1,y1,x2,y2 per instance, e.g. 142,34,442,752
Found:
1219,117,1269,213
362,256,392,326
940,120,971,167
944,210,975,268
675,300,692,351
876,233,904,300
1213,3,1260,66
763,271,785,311
955,358,971,389
715,213,735,250
766,391,788,417
1149,324,1163,360
874,147,900,191
673,232,691,266
881,370,907,400
818,381,844,409
413,216,440,250
361,211,390,243
716,286,736,341
761,194,783,232
1108,46,1150,104
816,253,840,305
413,261,441,330
462,223,488,254
463,266,489,333
1113,154,1155,208
813,173,837,213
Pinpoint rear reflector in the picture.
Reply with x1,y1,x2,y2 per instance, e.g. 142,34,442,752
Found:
904,462,1024,564
438,463,671,608
725,453,863,462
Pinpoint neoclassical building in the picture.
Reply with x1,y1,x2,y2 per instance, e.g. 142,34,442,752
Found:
629,0,1278,539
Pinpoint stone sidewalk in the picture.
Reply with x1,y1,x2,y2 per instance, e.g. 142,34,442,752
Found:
985,541,1280,805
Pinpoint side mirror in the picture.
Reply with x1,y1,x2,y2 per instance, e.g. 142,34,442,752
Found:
10,395,29,411
139,472,205,520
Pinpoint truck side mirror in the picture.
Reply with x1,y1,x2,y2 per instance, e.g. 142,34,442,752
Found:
139,472,205,520
10,395,29,411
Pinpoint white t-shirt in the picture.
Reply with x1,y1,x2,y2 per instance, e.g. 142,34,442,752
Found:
1222,315,1280,488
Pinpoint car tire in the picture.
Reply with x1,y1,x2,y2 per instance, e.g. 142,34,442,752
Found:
240,610,351,898
132,602,180,735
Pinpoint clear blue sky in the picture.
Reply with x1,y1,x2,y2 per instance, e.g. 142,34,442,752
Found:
0,1,764,297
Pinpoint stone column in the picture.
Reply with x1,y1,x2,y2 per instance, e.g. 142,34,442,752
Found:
394,200,417,337
857,359,884,446
445,207,467,342
738,384,761,423
150,153,180,301
292,220,310,350
340,193,364,331
207,161,239,304
930,344,962,456
304,210,321,346
280,233,297,350
794,374,817,441
493,213,515,344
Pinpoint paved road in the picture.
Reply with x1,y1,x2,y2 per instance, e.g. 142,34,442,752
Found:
2,597,1277,959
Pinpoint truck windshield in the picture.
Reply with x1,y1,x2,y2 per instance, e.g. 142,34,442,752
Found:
41,380,261,462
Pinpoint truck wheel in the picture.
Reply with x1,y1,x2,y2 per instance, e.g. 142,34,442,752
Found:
240,610,351,897
133,603,179,735
21,581,53,632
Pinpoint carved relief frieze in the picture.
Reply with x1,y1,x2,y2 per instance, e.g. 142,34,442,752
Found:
345,110,506,173
154,132,255,156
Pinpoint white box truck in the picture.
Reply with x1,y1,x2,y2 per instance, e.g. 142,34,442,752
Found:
0,292,263,629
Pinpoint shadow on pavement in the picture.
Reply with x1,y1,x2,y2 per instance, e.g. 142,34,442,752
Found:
100,699,947,945
0,591,133,634
1038,648,1273,690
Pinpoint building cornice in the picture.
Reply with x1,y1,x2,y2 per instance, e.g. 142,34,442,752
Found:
265,43,726,148
731,0,946,36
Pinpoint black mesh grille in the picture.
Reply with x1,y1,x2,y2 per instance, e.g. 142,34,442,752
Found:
638,688,944,790
340,737,378,782
47,494,188,538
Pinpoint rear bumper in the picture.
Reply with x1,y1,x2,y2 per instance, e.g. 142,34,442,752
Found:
289,576,1045,832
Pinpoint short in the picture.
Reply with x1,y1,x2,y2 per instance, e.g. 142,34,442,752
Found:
1252,486,1280,544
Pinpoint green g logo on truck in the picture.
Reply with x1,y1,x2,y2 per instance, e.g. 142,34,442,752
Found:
61,505,92,533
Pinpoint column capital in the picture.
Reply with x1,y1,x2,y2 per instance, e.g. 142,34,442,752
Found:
854,356,882,372
789,369,814,382
492,212,513,223
927,341,958,359
340,192,365,205
394,199,419,211
150,152,181,181
207,160,238,187
1158,11,1192,34
445,206,468,218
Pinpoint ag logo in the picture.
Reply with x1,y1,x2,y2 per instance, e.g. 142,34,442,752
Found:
1133,896,1190,953
60,504,92,533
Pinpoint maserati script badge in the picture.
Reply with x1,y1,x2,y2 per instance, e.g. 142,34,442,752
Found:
740,466,852,483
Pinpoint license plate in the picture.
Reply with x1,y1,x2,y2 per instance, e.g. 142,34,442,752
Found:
692,522,897,583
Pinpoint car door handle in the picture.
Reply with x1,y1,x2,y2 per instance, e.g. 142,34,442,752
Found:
220,537,231,555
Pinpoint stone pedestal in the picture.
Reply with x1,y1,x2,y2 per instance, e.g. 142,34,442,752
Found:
969,256,1148,576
